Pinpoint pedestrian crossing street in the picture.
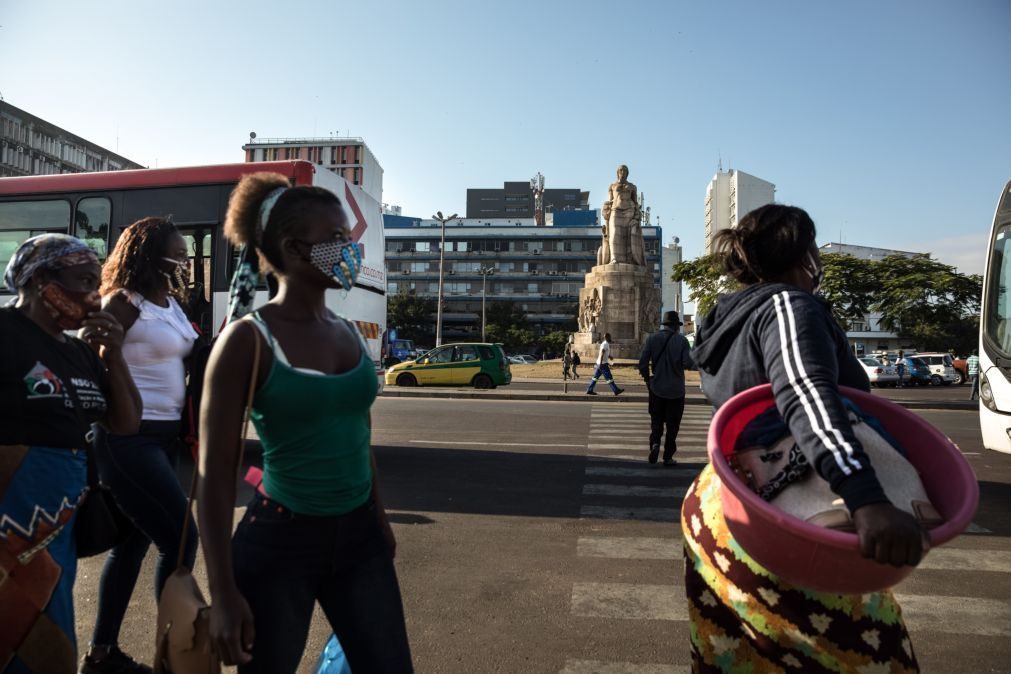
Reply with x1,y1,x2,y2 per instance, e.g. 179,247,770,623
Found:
562,403,1011,674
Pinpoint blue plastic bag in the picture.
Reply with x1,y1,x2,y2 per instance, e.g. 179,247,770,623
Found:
314,634,351,674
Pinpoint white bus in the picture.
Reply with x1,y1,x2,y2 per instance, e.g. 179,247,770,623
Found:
979,178,1011,453
0,160,387,369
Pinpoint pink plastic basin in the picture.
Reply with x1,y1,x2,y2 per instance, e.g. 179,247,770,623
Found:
708,384,979,594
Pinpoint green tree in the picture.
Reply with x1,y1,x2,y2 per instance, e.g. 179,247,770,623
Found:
542,330,572,354
485,301,534,350
387,290,435,343
872,255,982,353
671,255,739,318
820,253,878,329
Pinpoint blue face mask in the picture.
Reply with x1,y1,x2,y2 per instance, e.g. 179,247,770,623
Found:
301,239,362,291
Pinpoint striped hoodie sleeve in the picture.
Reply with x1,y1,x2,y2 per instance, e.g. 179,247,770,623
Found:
757,290,889,512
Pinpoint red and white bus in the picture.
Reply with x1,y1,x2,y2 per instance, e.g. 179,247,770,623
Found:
0,160,387,369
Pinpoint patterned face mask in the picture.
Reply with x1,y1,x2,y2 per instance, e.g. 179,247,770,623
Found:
38,281,101,330
160,257,190,290
299,239,362,292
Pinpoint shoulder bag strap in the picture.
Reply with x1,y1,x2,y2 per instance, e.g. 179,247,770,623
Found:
175,320,262,570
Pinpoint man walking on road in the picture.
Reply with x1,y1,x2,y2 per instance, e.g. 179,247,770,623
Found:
968,349,980,400
638,311,694,466
586,333,624,396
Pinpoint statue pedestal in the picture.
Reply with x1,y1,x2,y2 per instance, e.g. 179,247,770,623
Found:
573,263,660,361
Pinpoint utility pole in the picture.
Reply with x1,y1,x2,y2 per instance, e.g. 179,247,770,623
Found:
431,210,458,347
478,266,495,341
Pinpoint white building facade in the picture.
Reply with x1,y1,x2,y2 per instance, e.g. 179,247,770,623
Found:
661,236,683,319
704,169,776,253
818,242,926,355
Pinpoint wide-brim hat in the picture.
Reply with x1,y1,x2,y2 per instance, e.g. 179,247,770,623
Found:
661,311,682,326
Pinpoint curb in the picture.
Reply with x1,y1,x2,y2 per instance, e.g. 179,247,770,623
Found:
379,388,977,411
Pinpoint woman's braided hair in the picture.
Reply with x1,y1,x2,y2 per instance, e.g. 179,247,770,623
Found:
101,216,184,301
712,204,816,284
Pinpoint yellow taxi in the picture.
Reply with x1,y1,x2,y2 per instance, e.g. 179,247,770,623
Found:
384,342,512,389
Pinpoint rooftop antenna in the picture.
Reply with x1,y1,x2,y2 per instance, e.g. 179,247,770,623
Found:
718,152,723,172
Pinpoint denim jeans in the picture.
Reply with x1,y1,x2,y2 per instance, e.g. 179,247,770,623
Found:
91,420,198,646
586,364,619,393
233,495,413,674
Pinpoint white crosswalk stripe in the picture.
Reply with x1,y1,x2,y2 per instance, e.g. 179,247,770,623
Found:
582,484,687,498
577,536,682,559
560,660,689,674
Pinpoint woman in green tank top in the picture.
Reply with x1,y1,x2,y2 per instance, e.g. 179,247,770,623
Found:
197,173,412,673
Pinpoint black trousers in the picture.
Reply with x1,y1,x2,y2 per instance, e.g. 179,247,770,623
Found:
648,391,685,460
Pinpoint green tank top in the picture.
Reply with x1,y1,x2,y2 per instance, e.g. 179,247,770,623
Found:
248,313,376,515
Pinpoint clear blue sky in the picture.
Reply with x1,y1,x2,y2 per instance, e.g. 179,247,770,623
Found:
2,0,1008,277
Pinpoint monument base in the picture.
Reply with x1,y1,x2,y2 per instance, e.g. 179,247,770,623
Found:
573,263,660,361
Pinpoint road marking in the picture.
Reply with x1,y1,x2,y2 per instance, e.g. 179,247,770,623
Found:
577,536,682,560
408,440,586,448
559,659,689,674
965,522,994,534
580,505,679,522
919,548,1011,572
583,484,687,498
585,466,702,479
588,444,707,452
895,594,1011,636
571,582,686,621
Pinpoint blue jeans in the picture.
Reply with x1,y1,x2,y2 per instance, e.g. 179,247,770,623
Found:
586,363,620,393
233,495,413,674
91,421,198,646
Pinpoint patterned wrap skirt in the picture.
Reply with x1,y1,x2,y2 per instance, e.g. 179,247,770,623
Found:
681,464,920,673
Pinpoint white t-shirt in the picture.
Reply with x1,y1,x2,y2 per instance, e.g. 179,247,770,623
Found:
596,340,611,366
120,292,198,420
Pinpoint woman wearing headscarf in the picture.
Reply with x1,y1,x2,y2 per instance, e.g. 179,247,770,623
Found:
685,205,924,672
0,234,141,673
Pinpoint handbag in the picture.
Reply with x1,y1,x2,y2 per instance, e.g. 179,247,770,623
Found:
66,383,133,558
154,322,261,674
729,406,944,531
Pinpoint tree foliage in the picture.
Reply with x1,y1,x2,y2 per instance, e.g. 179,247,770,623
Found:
671,255,739,318
484,301,535,350
671,251,982,353
387,290,435,343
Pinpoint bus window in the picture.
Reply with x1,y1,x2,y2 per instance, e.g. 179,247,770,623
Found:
985,223,1011,354
75,197,112,260
0,200,72,276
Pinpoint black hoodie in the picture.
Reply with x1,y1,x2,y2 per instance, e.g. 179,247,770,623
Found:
694,283,888,512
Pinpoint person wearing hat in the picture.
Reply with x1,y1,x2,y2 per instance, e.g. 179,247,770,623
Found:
638,310,694,466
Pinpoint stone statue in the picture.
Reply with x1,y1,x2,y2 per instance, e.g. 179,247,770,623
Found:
601,164,646,267
579,288,602,333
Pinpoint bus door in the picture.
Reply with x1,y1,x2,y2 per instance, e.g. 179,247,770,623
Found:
980,179,1011,454
175,223,215,338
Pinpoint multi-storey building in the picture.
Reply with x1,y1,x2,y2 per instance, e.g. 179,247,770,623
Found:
0,101,142,178
818,242,927,354
242,135,383,202
703,168,776,253
467,181,590,219
384,213,662,340
661,236,684,318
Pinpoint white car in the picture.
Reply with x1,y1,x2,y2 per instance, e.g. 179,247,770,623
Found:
859,357,899,387
915,352,959,386
509,354,538,365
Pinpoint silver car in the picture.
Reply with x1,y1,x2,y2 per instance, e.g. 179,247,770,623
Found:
859,357,899,387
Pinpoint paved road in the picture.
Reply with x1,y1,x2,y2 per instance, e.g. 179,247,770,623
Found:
74,398,1010,673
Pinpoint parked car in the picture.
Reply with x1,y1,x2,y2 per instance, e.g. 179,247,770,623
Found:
952,356,968,385
387,338,417,365
899,357,932,386
916,352,959,386
385,342,512,389
859,357,898,387
509,354,538,365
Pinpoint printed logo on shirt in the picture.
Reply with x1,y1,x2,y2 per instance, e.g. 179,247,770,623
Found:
24,361,64,399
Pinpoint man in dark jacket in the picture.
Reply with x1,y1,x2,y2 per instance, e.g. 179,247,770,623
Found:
639,311,694,465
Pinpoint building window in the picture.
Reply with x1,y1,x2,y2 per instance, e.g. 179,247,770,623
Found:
415,242,430,252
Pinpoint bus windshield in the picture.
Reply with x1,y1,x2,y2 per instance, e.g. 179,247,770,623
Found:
984,221,1011,355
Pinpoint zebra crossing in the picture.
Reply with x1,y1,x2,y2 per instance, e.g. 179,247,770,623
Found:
564,403,1011,673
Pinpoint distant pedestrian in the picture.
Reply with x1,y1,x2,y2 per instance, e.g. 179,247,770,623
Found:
896,350,906,387
571,350,581,378
562,347,573,380
968,350,980,400
638,311,694,466
586,332,624,396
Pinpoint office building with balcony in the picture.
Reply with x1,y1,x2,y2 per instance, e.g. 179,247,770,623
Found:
242,135,383,202
0,101,143,178
384,213,662,340
703,168,776,253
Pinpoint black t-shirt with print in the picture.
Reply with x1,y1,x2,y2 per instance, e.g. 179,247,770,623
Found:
0,307,110,449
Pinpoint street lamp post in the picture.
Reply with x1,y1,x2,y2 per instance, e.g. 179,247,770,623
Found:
431,210,458,347
478,266,495,341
